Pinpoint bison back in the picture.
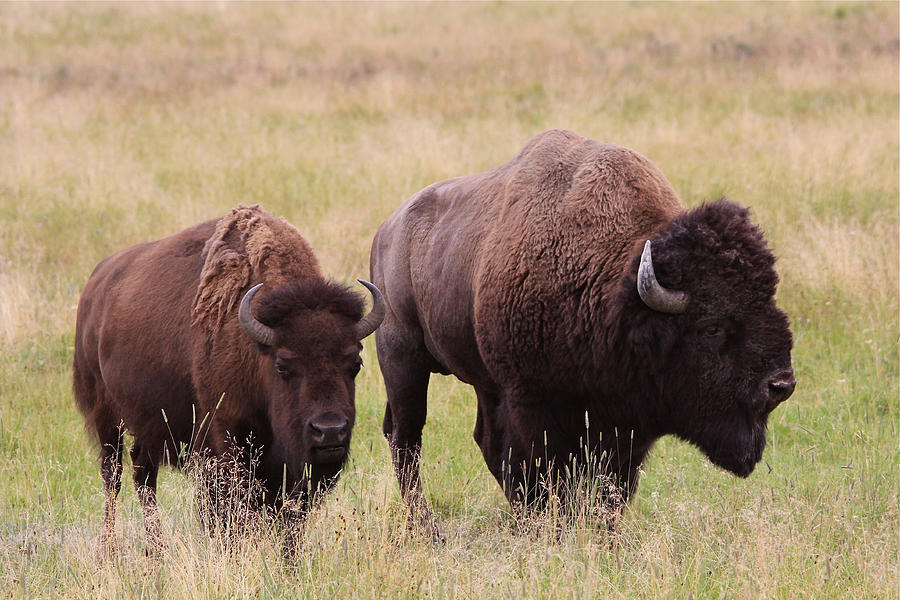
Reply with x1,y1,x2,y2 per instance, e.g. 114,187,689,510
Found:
372,129,682,396
73,220,217,453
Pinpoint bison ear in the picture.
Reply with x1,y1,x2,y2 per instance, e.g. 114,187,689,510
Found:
636,241,689,314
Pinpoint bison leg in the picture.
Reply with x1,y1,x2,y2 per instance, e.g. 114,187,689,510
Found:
473,389,523,503
193,453,234,538
130,443,162,552
98,420,125,555
602,441,648,527
474,396,554,513
378,346,441,540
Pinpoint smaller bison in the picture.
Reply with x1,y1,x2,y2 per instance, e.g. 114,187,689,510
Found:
73,205,384,551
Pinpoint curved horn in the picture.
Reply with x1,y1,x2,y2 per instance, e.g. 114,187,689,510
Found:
637,240,689,314
239,283,277,346
354,279,386,340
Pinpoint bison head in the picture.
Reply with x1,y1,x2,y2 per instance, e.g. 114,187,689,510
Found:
618,199,795,477
238,279,384,493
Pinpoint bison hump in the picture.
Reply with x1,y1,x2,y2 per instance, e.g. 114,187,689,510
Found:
191,205,321,331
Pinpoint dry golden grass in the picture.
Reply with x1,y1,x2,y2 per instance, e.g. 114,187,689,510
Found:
0,3,897,598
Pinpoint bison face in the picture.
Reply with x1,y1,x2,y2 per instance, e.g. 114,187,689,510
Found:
239,279,384,489
671,306,795,477
267,338,362,470
630,199,796,478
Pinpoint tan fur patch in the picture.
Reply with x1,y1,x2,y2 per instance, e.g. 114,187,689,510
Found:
191,205,320,331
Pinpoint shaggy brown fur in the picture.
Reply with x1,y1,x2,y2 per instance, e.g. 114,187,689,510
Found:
370,129,795,530
192,205,320,330
74,205,375,552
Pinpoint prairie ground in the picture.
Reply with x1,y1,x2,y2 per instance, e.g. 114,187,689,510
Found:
0,3,897,599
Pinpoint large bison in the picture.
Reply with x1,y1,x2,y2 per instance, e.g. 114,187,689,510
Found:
370,129,795,530
73,205,384,550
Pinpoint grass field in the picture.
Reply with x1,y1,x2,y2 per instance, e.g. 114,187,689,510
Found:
1,3,897,598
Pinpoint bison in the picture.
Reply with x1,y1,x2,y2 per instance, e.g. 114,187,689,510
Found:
73,205,384,551
370,129,796,531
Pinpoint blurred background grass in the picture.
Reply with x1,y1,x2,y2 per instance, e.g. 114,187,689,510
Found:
0,3,897,598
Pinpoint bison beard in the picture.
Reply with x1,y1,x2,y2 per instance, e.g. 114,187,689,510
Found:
370,129,795,534
73,205,384,554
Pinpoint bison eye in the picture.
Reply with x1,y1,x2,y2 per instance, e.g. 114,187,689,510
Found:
703,324,722,337
694,317,734,352
695,318,730,351
696,317,728,338
348,357,363,377
274,359,295,379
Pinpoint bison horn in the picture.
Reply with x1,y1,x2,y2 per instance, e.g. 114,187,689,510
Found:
637,240,689,314
355,279,386,340
239,283,277,346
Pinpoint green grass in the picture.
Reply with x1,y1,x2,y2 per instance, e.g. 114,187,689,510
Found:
1,3,897,598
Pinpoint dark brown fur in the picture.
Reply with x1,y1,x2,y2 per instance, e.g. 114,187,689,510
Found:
74,205,368,550
370,130,795,528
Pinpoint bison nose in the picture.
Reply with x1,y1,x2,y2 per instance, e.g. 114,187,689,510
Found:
767,370,796,411
309,414,349,447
